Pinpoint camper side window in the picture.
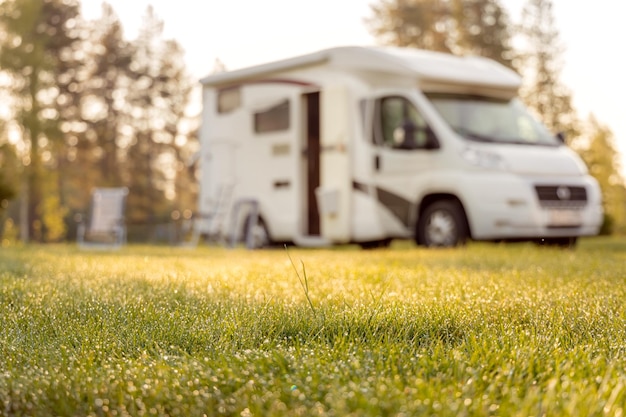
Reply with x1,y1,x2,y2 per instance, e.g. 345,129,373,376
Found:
217,87,241,113
375,96,432,150
254,100,290,133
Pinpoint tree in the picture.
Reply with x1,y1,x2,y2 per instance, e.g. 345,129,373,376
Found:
580,116,626,234
367,0,514,67
515,0,626,234
0,0,81,242
452,0,514,67
83,3,133,187
121,6,196,239
0,96,18,210
0,143,18,210
368,0,452,52
1,1,198,242
0,142,19,240
55,3,136,238
516,0,579,141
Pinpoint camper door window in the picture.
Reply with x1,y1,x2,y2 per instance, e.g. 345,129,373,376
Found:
375,96,432,150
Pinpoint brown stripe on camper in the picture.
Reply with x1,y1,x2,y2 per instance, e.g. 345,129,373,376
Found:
376,187,412,227
353,182,413,228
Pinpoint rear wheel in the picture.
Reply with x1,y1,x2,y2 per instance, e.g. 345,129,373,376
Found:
243,215,272,249
359,238,392,250
416,200,468,247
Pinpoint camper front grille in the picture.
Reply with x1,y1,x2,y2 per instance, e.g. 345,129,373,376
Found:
534,185,587,208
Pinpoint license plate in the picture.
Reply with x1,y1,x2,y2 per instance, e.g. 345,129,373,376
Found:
548,209,582,226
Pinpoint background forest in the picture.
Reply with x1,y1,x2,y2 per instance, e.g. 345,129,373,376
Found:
0,0,624,243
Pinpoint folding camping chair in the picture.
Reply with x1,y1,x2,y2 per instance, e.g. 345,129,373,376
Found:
77,187,128,249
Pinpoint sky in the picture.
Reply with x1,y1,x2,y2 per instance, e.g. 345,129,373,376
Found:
81,0,626,176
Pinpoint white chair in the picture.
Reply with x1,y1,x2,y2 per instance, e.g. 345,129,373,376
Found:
77,187,128,249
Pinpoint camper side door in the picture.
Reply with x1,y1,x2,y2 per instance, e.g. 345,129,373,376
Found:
370,92,440,233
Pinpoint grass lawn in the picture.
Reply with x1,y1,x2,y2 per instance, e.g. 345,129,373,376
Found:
1,237,625,416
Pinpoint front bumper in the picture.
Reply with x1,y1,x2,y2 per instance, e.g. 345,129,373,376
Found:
458,173,603,240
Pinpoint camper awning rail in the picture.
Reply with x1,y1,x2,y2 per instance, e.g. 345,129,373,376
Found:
200,51,330,87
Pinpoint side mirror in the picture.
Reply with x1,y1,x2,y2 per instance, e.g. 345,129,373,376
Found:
393,126,408,146
394,123,439,150
393,123,418,150
556,132,566,144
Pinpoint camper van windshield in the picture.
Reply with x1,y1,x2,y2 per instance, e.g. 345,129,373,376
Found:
426,94,560,146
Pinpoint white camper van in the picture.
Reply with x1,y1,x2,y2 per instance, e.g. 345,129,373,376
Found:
197,46,602,248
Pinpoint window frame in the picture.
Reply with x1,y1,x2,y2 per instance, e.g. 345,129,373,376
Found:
253,99,291,134
217,87,242,114
372,95,437,150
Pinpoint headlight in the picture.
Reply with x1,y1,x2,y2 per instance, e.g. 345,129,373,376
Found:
461,147,508,171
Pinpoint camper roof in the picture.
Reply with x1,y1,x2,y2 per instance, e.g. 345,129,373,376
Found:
200,46,521,92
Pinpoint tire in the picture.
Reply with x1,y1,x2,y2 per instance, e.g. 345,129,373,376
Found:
534,237,577,249
359,238,392,250
416,200,469,247
243,215,272,249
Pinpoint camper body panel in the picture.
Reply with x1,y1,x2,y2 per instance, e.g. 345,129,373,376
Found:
198,46,603,247
201,83,307,242
409,167,602,240
199,64,378,245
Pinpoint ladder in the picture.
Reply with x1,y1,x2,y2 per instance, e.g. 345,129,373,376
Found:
179,182,234,246
227,198,260,249
207,182,235,240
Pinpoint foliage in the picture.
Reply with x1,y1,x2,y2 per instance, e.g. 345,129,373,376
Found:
367,0,514,67
515,0,579,142
515,0,626,232
451,0,514,67
0,1,198,243
579,116,626,234
37,182,68,242
1,240,625,415
368,0,451,52
123,6,196,229
56,0,134,225
0,0,81,242
0,143,20,241
0,178,16,210
0,143,18,207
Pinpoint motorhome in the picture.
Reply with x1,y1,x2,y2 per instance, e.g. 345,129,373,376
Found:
196,46,603,248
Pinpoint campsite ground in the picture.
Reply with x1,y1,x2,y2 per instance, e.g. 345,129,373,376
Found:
1,237,625,416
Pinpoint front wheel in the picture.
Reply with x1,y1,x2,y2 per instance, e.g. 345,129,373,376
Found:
416,200,469,247
534,237,577,249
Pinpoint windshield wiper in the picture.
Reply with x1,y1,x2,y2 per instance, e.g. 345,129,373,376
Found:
453,127,557,146
453,127,498,143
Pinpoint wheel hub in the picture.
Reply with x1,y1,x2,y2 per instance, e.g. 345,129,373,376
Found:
426,211,456,246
